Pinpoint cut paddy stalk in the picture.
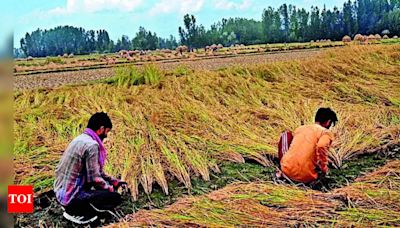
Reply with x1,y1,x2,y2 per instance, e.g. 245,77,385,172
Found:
14,45,400,203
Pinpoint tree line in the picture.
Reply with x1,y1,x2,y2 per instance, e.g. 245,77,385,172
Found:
19,26,178,57
18,0,400,57
179,0,400,48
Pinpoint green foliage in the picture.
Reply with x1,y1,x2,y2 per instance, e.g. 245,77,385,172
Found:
20,1,400,58
107,66,141,86
20,26,113,57
107,65,164,87
45,57,65,64
142,64,164,85
132,27,160,50
172,65,193,77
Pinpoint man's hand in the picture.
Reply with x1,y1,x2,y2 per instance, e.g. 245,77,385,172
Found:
117,181,128,189
112,180,128,191
315,166,328,178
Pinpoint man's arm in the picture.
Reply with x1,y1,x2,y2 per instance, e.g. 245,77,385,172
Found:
316,133,333,175
86,145,114,192
100,169,119,187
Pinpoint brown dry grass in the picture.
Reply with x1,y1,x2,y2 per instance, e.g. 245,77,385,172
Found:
14,45,400,199
110,160,400,227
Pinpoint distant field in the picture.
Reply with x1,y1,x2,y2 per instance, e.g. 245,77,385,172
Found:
15,39,400,76
14,41,345,75
14,49,321,90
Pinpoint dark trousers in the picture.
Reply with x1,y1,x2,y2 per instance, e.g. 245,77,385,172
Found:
65,190,121,216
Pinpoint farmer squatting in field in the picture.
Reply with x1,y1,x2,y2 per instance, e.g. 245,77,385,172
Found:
278,108,338,185
53,108,337,224
54,112,127,225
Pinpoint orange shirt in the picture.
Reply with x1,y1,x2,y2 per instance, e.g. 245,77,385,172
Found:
281,124,334,183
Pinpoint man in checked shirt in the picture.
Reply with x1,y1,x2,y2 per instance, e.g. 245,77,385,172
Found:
54,112,127,224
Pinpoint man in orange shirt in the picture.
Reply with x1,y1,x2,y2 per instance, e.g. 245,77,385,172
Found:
279,108,338,184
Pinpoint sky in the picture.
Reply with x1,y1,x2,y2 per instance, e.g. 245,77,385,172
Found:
8,0,348,48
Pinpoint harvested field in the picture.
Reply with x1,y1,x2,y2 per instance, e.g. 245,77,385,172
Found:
112,159,400,227
14,45,400,198
13,44,400,227
15,145,400,227
14,49,321,90
14,42,344,75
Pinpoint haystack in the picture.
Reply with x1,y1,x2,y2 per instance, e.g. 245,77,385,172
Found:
354,34,365,42
367,34,376,40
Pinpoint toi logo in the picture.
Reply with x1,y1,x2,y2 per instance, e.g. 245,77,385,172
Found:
8,186,34,213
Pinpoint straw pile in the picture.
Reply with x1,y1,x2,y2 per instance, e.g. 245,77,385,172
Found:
111,160,400,227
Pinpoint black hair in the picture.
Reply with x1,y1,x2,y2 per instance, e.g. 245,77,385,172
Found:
315,108,338,126
87,112,112,131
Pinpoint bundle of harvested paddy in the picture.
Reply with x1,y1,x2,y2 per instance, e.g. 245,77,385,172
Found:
375,34,382,40
110,160,400,227
354,34,365,42
342,36,351,43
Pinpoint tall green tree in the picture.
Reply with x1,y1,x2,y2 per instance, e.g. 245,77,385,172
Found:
280,4,290,42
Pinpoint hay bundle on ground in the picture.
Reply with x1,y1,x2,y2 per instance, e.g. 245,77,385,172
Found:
162,49,172,54
128,50,140,57
368,34,376,40
375,34,382,40
119,50,128,58
118,183,340,227
383,35,389,39
115,160,400,227
176,45,188,54
27,56,33,61
354,34,365,42
393,35,399,39
333,160,400,217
